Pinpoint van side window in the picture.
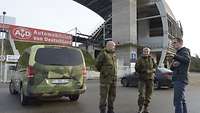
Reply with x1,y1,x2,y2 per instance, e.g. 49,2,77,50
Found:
18,52,30,68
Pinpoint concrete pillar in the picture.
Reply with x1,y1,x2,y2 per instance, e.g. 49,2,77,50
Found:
130,0,137,44
112,0,137,44
112,0,137,66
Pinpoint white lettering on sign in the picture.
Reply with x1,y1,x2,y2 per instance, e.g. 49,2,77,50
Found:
13,27,32,40
33,36,44,41
33,30,69,39
6,55,20,62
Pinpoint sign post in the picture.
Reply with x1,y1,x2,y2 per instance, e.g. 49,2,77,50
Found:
0,11,6,82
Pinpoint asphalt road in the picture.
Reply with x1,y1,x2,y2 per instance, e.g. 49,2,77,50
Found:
0,73,200,113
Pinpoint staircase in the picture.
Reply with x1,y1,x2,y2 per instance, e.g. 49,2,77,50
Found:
90,16,112,40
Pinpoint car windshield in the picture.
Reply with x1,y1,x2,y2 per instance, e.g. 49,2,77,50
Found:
35,48,83,66
158,68,172,73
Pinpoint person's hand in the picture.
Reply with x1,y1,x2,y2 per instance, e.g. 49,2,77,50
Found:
172,61,180,67
147,70,155,74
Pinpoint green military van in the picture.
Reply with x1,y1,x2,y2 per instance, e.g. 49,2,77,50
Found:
9,45,87,105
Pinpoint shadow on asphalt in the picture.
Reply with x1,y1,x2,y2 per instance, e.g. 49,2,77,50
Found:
118,85,173,91
9,94,79,107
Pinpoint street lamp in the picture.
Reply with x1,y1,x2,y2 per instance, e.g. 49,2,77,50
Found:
0,11,6,82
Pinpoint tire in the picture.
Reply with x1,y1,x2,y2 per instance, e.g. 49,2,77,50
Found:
9,81,17,95
69,94,79,101
169,83,173,88
122,79,129,87
154,80,161,89
20,87,29,105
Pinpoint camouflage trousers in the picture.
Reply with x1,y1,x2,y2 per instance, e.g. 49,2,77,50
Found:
99,82,116,112
138,80,154,108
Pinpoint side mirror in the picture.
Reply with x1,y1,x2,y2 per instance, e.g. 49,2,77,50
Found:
9,66,16,71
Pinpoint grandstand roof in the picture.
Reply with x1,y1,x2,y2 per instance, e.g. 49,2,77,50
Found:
74,0,176,20
73,0,111,20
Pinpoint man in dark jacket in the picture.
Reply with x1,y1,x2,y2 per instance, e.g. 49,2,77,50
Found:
170,38,191,113
135,47,157,113
95,41,117,113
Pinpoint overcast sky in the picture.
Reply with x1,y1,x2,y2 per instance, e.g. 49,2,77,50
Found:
0,0,199,56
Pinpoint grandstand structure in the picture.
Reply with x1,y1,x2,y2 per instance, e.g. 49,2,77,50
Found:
74,0,183,67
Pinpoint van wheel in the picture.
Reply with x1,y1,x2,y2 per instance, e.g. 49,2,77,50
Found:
20,87,29,105
9,81,17,95
69,95,79,101
169,83,173,88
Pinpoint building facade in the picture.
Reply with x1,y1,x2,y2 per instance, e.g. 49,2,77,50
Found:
74,0,183,67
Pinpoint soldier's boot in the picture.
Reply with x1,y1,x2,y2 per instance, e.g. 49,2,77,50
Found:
142,106,149,113
107,109,115,113
100,109,106,113
107,110,114,113
107,107,114,113
137,106,143,113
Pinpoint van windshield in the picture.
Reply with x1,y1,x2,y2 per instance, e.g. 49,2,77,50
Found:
35,48,83,66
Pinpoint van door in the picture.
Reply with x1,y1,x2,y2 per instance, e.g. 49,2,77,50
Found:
33,47,85,84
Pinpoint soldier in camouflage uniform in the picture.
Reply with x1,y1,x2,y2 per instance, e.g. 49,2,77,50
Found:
95,41,117,113
135,47,157,113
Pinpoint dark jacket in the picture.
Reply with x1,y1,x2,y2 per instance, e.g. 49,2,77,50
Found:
135,56,157,80
95,49,117,84
170,47,191,84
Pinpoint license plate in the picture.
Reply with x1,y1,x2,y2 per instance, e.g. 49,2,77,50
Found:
52,79,69,84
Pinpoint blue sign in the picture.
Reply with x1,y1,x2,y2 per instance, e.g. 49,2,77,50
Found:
130,50,137,63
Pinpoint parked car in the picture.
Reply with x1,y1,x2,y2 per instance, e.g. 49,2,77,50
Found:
9,45,87,105
154,67,173,89
121,67,173,89
121,72,139,87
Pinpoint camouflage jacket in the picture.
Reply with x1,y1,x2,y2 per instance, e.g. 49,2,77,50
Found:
135,56,157,80
95,49,117,84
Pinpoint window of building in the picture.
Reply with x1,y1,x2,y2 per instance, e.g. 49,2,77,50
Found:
149,17,163,37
